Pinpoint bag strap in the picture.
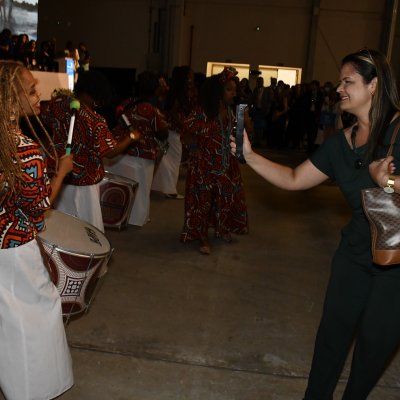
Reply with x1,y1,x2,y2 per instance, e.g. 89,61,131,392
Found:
387,120,400,157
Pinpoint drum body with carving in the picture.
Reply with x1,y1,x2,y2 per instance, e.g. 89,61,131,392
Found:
99,171,138,230
38,209,112,316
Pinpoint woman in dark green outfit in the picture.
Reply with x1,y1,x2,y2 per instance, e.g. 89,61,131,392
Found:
231,49,400,399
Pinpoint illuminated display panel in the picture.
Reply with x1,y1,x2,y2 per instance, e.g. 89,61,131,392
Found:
259,65,302,87
207,62,302,87
206,62,250,81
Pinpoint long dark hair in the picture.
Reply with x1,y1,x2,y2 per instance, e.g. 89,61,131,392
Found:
165,66,193,115
0,61,57,197
200,75,224,119
341,49,400,160
74,70,114,107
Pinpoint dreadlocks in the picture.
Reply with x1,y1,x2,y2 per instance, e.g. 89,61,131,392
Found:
0,61,58,198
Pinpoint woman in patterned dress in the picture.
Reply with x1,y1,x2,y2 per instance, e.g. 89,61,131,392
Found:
151,66,196,199
0,61,74,399
181,67,248,254
41,70,138,232
110,71,169,226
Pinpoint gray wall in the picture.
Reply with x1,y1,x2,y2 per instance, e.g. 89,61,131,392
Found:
38,0,391,84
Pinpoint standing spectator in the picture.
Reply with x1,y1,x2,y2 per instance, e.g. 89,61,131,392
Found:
25,39,37,69
250,76,266,146
314,82,341,146
37,40,56,71
0,28,13,59
230,48,400,400
237,77,252,104
77,42,90,72
270,80,289,148
64,40,79,77
13,33,28,64
286,83,308,149
304,79,323,152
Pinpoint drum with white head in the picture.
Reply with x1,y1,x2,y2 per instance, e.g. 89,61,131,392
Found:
38,209,112,317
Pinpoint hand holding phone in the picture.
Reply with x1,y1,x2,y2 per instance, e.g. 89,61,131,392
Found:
235,104,247,164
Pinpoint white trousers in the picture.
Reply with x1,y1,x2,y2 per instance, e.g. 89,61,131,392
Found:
105,155,154,226
54,183,104,232
0,240,73,400
151,130,182,195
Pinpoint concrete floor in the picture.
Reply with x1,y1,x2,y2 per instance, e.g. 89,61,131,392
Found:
9,149,400,399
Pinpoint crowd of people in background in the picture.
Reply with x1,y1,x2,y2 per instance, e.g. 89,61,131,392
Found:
0,28,350,155
237,74,348,152
0,28,89,74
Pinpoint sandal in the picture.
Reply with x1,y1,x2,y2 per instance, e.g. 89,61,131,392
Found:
199,245,211,255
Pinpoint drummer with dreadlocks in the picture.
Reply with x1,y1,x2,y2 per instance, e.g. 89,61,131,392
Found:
0,61,74,400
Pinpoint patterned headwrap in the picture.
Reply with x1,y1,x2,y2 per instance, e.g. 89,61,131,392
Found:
219,66,238,84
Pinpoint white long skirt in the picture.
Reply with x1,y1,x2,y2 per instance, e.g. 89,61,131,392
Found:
54,183,104,232
0,240,73,400
105,155,155,226
151,130,182,195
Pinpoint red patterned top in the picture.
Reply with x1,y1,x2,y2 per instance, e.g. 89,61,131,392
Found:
41,96,116,185
113,100,168,161
0,133,51,249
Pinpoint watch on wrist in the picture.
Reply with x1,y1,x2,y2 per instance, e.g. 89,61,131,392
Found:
383,176,396,193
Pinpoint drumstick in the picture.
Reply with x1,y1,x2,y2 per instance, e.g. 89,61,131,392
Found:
121,113,140,141
65,99,81,155
121,113,133,132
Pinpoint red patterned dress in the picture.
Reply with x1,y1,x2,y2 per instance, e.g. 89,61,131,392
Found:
180,107,248,243
0,132,51,248
110,99,169,226
41,96,116,184
113,100,168,161
0,132,73,399
40,95,117,231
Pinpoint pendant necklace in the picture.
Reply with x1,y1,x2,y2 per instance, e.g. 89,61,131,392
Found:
351,125,365,169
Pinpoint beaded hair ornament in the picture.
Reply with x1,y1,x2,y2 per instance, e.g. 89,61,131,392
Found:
219,66,238,83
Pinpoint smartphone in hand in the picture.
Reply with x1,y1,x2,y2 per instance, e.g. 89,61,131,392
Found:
235,104,247,164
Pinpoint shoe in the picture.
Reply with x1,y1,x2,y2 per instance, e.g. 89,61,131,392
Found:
165,193,184,199
199,245,211,255
199,239,211,255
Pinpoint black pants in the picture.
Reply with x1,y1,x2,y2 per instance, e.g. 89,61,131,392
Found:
304,239,400,399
